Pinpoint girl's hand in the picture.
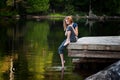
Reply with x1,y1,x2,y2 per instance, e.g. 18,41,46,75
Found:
70,26,74,29
65,31,67,36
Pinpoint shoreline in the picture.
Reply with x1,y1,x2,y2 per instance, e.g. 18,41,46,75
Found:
0,15,120,21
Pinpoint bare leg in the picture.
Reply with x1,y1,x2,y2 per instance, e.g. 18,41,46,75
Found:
60,54,65,68
64,31,71,46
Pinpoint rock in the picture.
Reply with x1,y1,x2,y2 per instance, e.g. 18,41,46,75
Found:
85,60,120,80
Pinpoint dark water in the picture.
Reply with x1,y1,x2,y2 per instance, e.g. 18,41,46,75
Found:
0,18,120,80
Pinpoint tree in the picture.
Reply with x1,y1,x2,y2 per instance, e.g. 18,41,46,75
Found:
92,0,120,15
26,0,49,13
49,0,65,12
0,0,7,8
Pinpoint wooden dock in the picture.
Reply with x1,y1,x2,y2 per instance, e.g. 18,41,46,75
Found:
67,36,120,59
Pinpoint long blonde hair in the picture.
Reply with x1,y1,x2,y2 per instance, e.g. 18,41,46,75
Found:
63,16,73,31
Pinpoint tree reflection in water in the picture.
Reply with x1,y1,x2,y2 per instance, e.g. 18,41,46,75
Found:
0,18,119,80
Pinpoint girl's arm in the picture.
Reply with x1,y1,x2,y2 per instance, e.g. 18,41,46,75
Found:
71,26,78,36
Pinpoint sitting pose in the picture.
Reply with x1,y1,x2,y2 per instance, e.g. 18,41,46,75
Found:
58,16,78,68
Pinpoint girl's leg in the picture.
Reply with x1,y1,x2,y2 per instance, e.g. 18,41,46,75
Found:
64,31,71,46
58,40,66,68
60,54,65,68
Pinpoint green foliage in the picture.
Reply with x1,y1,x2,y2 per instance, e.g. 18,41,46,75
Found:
0,0,120,16
0,10,18,16
48,13,65,20
49,13,65,17
92,0,120,15
65,4,75,15
0,0,6,8
6,0,13,6
0,12,17,17
26,0,49,13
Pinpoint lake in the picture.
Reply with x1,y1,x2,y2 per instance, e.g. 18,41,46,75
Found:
0,17,120,80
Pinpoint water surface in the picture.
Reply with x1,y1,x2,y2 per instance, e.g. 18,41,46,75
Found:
0,18,120,80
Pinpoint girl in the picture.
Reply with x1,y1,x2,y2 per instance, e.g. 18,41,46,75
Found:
58,16,78,68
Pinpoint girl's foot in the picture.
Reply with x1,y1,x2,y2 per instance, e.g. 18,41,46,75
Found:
64,40,70,46
62,66,64,69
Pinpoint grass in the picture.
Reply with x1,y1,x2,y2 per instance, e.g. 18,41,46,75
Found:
47,13,65,20
49,13,65,17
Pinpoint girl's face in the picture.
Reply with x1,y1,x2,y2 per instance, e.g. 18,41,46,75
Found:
65,18,71,25
64,16,73,25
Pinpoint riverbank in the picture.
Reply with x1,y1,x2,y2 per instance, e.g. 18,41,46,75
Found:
0,13,120,21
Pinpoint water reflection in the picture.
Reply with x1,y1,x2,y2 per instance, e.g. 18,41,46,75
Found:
61,68,64,80
16,20,53,80
10,58,14,80
0,18,120,80
84,19,120,36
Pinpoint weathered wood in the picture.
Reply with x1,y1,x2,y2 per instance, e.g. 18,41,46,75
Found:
72,58,118,63
68,50,120,58
68,36,120,51
67,36,120,59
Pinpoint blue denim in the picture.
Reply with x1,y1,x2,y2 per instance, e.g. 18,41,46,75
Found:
58,26,77,54
58,40,66,54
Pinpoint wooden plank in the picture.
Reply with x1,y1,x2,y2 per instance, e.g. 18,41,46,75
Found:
72,58,118,63
68,50,120,58
67,36,120,51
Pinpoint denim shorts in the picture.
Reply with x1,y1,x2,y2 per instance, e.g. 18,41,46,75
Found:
58,38,77,54
58,40,66,54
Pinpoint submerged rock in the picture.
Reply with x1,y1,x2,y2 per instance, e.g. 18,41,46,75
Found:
85,60,120,80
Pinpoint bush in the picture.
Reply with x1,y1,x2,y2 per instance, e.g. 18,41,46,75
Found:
0,8,18,17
